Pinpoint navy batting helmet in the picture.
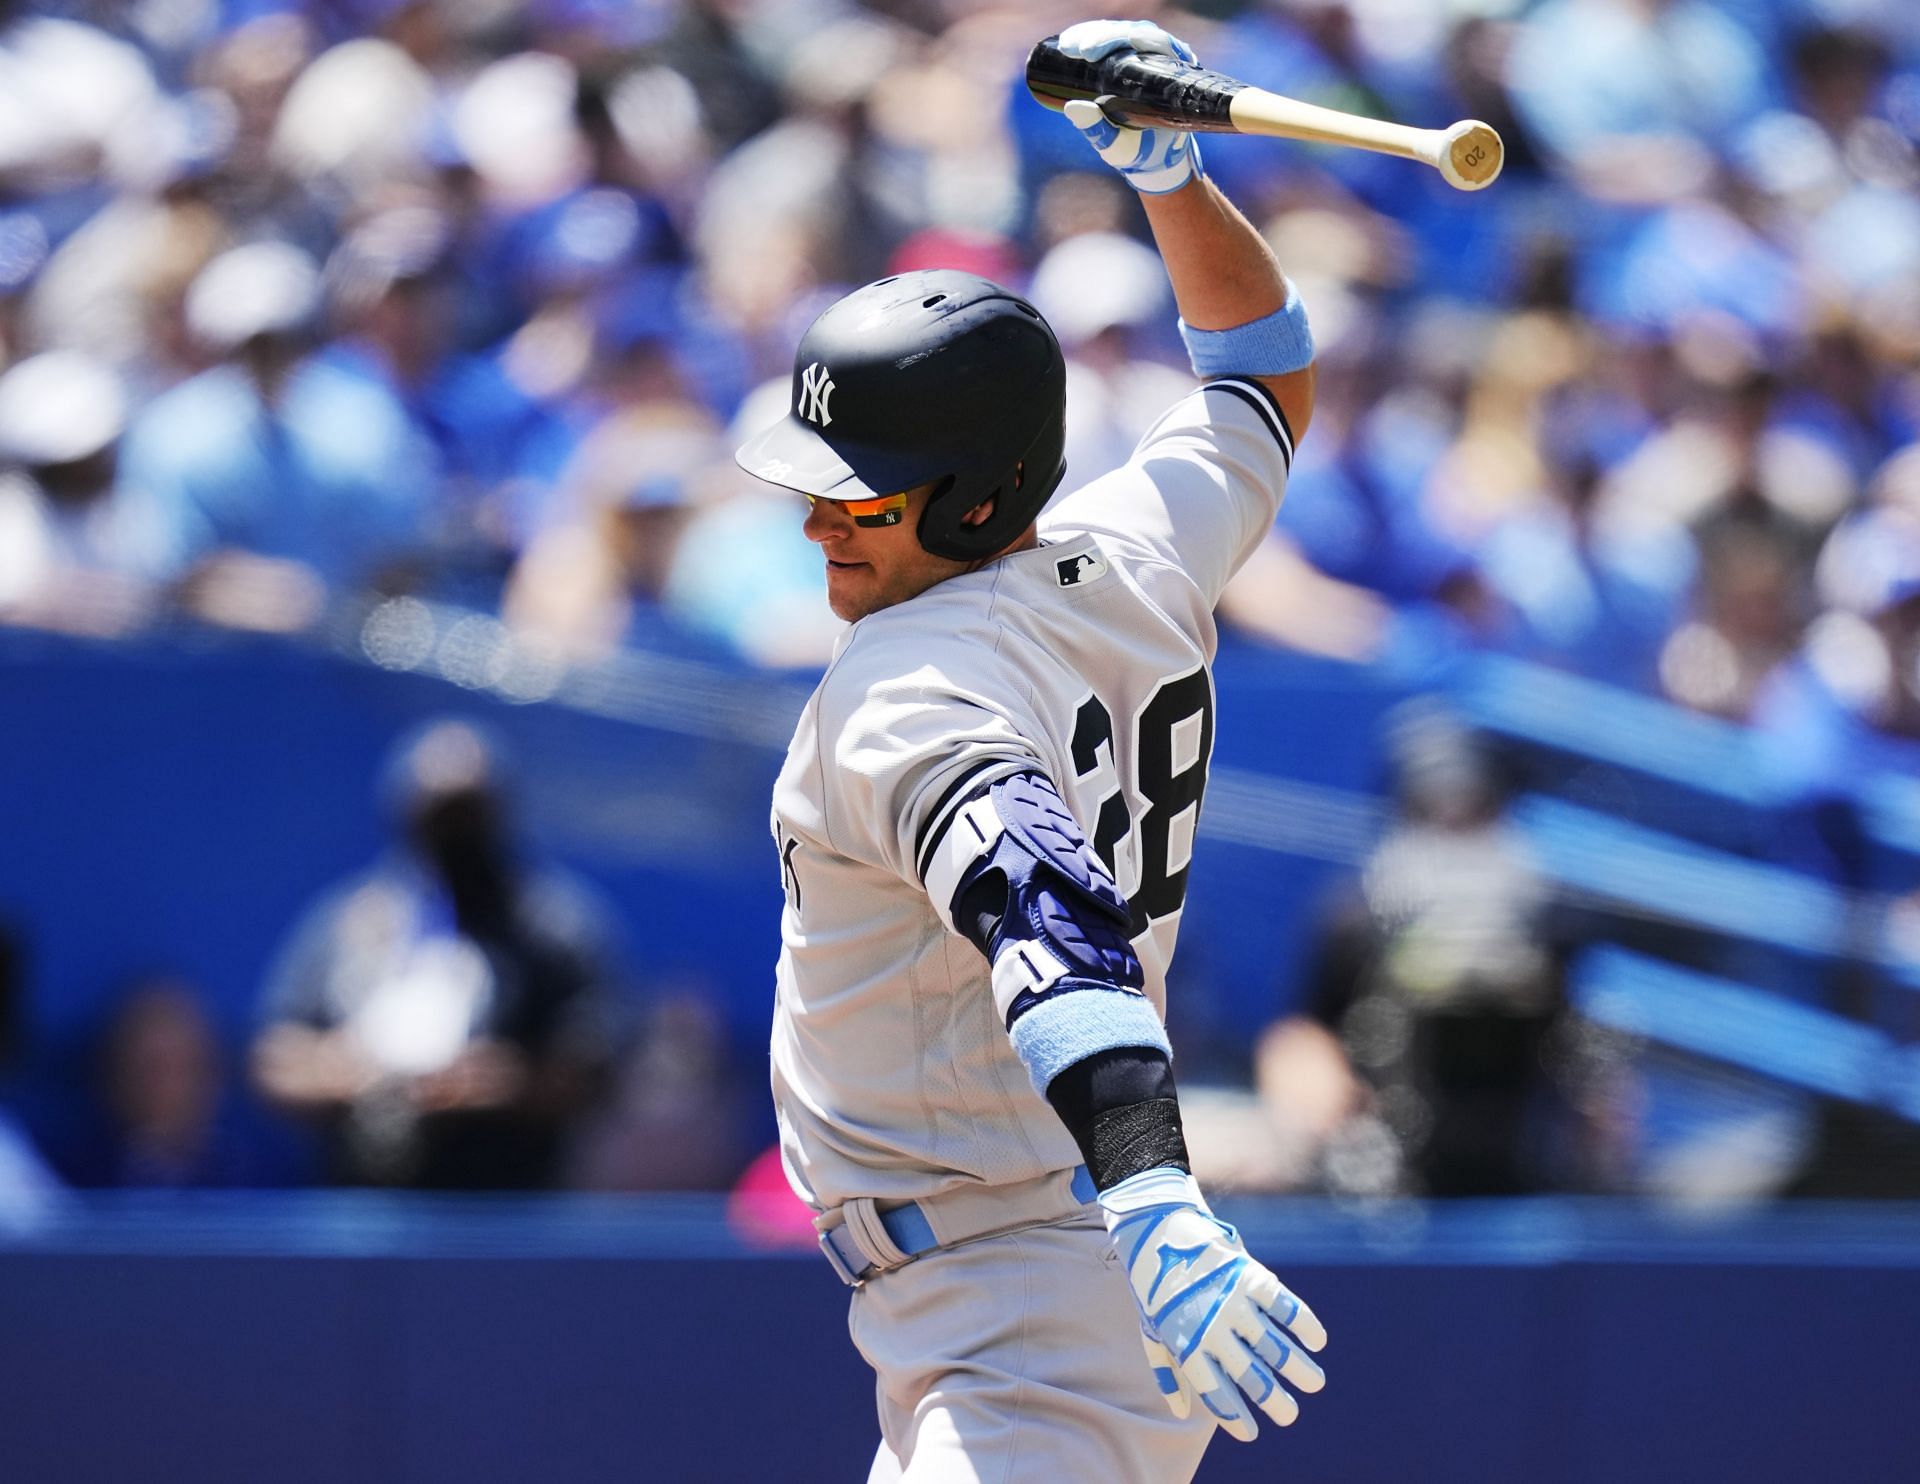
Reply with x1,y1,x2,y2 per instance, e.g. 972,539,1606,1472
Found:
734,270,1067,562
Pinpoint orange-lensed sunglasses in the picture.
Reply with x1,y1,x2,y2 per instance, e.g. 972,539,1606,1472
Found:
805,492,908,528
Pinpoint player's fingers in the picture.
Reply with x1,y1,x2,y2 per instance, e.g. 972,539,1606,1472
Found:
1140,1333,1193,1420
1119,20,1181,58
1056,19,1182,63
1274,1288,1328,1352
1244,1265,1328,1352
1062,98,1119,146
1055,21,1130,61
1062,99,1150,170
1226,1339,1300,1429
1231,1303,1326,1397
1190,1354,1258,1443
1262,1314,1327,1394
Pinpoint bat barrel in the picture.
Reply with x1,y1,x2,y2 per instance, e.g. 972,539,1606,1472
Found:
1431,120,1504,190
1025,35,1249,134
1230,90,1504,191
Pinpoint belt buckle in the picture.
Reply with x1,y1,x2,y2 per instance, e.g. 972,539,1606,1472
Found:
818,1226,870,1288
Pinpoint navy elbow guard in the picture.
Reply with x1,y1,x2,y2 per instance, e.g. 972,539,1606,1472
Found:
921,770,1171,1093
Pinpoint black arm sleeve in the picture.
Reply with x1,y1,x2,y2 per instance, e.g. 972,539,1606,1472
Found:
1045,1046,1192,1190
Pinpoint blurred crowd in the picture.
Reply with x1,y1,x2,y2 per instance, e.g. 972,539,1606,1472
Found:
2,0,1919,1205
0,719,758,1211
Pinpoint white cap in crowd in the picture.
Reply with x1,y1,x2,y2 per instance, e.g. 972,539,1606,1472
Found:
0,351,127,466
183,242,323,352
1028,232,1170,348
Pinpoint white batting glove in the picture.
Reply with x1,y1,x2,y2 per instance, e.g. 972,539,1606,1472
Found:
1057,19,1203,194
1100,1167,1327,1441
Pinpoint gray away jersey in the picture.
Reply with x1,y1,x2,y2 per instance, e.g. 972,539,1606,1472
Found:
770,379,1294,1210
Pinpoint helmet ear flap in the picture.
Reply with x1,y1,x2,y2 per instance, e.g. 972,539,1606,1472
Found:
917,474,1010,562
915,423,1068,562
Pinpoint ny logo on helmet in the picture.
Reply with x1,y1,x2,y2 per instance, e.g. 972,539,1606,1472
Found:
798,362,836,427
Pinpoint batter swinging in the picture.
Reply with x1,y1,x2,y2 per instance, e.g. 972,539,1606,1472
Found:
736,20,1329,1481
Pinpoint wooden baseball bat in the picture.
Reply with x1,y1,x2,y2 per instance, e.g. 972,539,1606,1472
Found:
1026,35,1503,192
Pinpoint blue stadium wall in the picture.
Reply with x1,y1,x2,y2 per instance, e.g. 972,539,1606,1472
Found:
2,1196,1916,1484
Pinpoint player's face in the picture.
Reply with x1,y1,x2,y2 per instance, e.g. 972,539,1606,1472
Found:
803,482,972,621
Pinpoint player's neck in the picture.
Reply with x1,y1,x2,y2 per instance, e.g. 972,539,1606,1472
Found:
964,523,1041,574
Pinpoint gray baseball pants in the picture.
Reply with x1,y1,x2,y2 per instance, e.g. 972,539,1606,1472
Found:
851,1213,1215,1483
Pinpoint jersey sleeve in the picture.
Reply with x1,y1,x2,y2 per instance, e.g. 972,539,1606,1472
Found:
1044,377,1295,609
813,625,1047,887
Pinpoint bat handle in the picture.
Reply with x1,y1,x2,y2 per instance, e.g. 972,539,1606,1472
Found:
1025,37,1249,133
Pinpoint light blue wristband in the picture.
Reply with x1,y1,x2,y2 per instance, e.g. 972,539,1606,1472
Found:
1178,279,1314,377
1007,985,1172,1096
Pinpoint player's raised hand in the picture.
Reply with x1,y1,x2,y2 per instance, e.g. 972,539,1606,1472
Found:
1056,19,1202,194
1099,1167,1326,1442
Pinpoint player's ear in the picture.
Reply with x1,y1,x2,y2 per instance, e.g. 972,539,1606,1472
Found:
964,462,1029,528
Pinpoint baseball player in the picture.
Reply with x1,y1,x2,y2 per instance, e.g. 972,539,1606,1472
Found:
735,19,1326,1482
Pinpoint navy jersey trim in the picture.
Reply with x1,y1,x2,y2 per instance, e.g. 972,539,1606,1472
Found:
1203,377,1294,469
913,756,1022,884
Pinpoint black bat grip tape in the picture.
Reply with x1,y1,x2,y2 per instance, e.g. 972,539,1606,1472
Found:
1025,36,1247,134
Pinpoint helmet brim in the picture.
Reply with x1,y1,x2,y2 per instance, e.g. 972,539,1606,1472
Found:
734,414,888,502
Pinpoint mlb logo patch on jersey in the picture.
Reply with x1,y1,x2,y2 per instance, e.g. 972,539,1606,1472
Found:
1055,549,1109,588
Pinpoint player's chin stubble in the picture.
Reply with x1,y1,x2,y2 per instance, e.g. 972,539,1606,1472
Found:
825,548,966,622
823,568,869,622
825,562,909,622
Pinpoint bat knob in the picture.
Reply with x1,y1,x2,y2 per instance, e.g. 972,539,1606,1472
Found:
1434,120,1503,191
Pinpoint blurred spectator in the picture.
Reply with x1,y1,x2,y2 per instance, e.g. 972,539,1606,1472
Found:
1660,518,1807,721
1219,300,1473,662
1256,707,1598,1197
118,241,436,630
252,720,625,1190
1606,360,1848,544
687,55,863,344
1218,529,1400,664
569,988,753,1191
323,207,465,452
641,377,841,667
59,978,282,1189
1028,229,1190,480
19,160,232,379
0,13,169,208
1508,0,1770,201
0,0,1896,694
0,350,156,634
1754,495,1920,810
318,203,518,590
652,0,784,156
0,919,63,1227
269,17,435,208
503,403,723,661
1478,409,1694,691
